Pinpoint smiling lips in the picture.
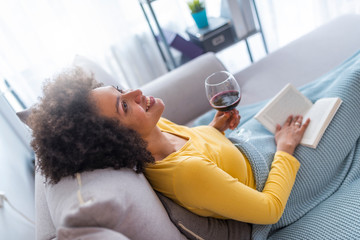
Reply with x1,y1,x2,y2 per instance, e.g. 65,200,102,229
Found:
146,96,155,111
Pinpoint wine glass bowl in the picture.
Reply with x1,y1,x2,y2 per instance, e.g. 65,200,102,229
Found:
205,71,241,112
205,71,251,142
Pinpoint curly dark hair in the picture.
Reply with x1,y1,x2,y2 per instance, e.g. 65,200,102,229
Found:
29,67,154,184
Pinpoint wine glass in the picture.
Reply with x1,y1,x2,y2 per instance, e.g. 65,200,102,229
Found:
205,71,251,141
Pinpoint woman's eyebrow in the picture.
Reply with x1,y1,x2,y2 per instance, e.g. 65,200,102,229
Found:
115,95,120,114
111,85,121,114
112,86,123,114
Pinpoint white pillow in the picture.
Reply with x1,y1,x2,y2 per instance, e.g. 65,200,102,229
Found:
43,168,187,240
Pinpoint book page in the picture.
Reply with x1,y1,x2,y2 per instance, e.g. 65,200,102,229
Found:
301,98,342,147
255,84,313,133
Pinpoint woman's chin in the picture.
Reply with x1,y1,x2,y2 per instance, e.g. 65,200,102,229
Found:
154,98,165,111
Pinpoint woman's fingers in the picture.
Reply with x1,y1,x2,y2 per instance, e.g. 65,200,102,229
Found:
285,115,293,126
228,109,241,129
280,115,310,134
300,118,311,132
275,124,281,133
275,115,311,155
297,115,303,124
291,115,301,128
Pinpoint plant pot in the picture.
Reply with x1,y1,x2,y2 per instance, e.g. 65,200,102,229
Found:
191,9,209,29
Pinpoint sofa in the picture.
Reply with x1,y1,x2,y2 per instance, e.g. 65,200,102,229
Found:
34,14,360,240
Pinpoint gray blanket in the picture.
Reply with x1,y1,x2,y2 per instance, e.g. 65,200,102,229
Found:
194,50,360,239
230,50,360,239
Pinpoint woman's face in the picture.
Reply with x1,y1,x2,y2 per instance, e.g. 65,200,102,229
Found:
91,86,164,137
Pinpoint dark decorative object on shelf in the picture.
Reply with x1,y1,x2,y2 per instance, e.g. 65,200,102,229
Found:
157,30,204,59
186,17,235,53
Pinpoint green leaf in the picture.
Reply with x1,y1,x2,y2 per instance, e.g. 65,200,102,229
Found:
187,0,205,13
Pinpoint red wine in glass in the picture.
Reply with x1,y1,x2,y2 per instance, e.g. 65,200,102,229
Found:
210,90,241,111
205,71,241,111
205,71,251,141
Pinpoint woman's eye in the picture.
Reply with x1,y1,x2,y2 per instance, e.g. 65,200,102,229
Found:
122,101,128,112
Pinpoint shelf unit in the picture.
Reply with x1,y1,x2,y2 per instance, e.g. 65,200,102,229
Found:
139,0,268,71
139,0,178,71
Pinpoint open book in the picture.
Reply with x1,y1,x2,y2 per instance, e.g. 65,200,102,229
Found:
254,84,342,148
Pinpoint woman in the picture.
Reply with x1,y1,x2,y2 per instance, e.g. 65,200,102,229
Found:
30,67,309,225
30,68,155,184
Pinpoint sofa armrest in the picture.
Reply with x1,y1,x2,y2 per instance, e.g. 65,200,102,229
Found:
141,52,227,125
35,167,57,240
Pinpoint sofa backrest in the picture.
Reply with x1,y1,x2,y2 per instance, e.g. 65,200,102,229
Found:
235,14,360,107
141,52,227,125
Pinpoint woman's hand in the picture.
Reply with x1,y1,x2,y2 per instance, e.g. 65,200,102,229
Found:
209,109,241,133
275,115,310,155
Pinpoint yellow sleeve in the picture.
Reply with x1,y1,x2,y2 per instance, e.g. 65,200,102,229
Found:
174,151,300,225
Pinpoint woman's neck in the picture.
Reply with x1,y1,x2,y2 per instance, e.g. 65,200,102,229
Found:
144,127,187,161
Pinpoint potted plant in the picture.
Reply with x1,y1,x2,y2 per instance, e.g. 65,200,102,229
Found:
187,0,209,29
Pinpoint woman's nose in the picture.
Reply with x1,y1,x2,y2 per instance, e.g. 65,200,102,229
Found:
123,89,143,103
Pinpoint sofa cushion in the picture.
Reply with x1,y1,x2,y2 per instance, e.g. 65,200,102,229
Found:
157,192,251,240
42,168,187,240
16,105,34,127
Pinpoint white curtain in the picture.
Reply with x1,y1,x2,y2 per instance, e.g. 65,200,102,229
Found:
0,0,176,109
0,0,226,110
217,0,360,72
256,0,360,51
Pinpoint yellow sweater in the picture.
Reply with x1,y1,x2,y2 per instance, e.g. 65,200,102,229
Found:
145,118,300,224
